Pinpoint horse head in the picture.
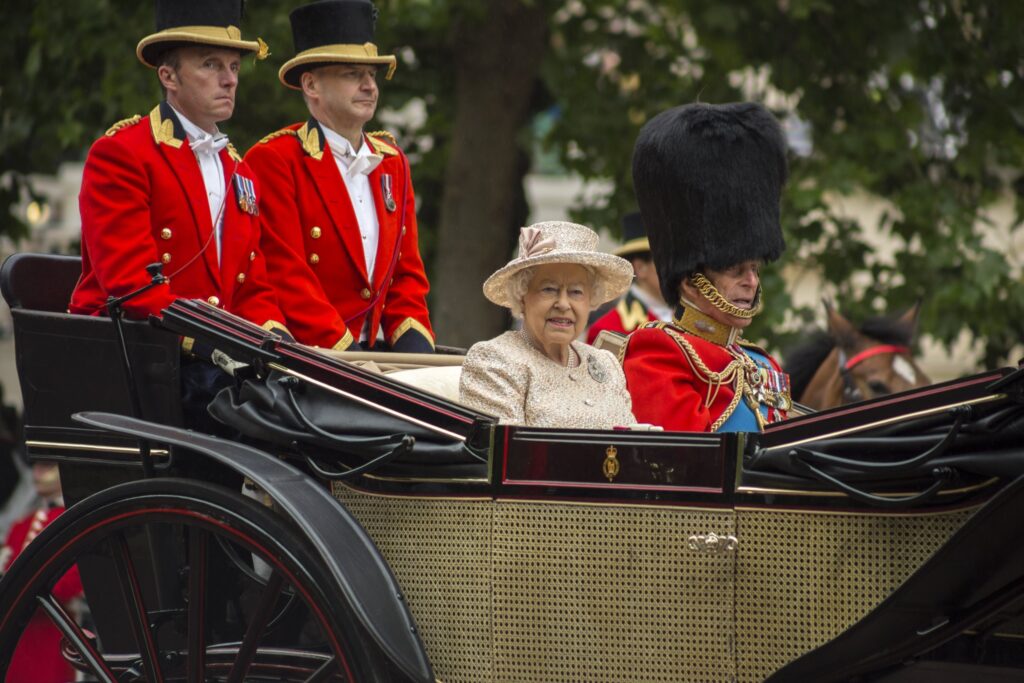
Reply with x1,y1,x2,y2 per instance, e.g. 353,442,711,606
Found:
786,301,931,411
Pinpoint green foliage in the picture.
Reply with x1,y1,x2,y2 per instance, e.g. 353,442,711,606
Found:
543,0,1024,368
1,0,1021,368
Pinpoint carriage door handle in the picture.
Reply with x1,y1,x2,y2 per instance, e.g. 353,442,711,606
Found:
687,532,739,553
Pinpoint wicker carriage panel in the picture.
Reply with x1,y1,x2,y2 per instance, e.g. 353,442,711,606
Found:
734,507,975,682
492,501,736,683
332,483,494,683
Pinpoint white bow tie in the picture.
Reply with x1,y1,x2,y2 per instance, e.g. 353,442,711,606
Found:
342,151,383,177
191,133,229,156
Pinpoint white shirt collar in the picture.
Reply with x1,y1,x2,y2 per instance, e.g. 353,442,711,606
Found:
168,104,222,144
321,124,370,160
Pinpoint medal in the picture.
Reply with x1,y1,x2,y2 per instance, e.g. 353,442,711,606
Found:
382,174,397,212
234,175,259,216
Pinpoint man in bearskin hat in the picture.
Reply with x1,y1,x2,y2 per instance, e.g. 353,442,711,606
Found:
622,102,792,432
69,0,288,342
245,0,434,352
586,211,671,344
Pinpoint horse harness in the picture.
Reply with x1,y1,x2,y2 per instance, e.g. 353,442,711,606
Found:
837,343,910,403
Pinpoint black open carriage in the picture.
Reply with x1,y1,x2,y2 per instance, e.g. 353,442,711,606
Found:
2,252,1024,682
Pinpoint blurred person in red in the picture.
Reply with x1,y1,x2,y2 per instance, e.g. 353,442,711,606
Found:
1,462,82,683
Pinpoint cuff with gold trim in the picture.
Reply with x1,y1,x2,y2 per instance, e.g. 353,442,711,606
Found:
390,317,435,353
261,320,294,342
330,329,357,351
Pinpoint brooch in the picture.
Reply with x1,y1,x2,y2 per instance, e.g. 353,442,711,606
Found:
587,354,608,383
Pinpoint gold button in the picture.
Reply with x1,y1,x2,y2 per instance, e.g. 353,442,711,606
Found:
236,273,246,284
310,226,322,239
309,253,320,265
160,228,172,240
401,226,406,236
161,253,171,264
360,288,372,300
207,296,220,306
249,251,256,261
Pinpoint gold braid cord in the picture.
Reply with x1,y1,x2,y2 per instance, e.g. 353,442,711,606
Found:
663,328,746,432
690,273,763,319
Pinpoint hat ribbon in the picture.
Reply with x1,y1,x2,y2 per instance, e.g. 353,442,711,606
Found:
518,227,556,258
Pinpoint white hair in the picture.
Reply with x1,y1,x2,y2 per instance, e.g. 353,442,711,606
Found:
506,265,606,319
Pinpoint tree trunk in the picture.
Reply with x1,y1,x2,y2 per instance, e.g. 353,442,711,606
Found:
431,0,549,348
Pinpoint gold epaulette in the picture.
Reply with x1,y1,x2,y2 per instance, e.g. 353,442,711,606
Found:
368,129,397,145
367,130,399,156
258,128,298,145
105,115,142,137
226,142,242,162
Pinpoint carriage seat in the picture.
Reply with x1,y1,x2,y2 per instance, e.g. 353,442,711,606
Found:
388,365,463,402
0,253,183,463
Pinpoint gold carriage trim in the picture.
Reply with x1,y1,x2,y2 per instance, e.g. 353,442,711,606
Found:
105,114,142,137
390,318,435,349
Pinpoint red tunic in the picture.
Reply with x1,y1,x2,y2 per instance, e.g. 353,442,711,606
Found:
244,119,434,351
2,507,83,683
623,322,789,432
586,290,658,344
69,103,287,331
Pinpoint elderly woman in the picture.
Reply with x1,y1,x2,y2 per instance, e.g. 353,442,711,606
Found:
459,221,637,428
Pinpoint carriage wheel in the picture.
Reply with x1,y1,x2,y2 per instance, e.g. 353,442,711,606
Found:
0,478,387,682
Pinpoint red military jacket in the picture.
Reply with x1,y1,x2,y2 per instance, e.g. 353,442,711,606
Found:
622,315,791,432
69,103,287,332
244,119,434,351
586,288,659,344
2,506,83,683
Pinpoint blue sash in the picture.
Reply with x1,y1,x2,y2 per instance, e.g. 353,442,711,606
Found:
715,348,774,433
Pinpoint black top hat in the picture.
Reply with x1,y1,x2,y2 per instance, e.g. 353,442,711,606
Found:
632,102,788,304
136,0,268,68
612,211,650,258
278,0,397,90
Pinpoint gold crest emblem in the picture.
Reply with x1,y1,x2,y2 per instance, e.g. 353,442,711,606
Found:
602,445,619,482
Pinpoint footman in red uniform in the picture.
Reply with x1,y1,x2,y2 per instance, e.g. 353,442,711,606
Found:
68,0,288,338
245,0,434,352
622,102,792,432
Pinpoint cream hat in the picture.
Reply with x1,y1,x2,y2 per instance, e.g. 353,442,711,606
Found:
483,222,633,310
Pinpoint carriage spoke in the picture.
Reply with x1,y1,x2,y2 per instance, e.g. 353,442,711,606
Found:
304,656,339,683
111,533,165,683
226,569,286,683
186,526,209,683
35,593,118,683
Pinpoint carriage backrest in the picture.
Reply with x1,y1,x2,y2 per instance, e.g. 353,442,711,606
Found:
0,252,82,312
0,253,183,494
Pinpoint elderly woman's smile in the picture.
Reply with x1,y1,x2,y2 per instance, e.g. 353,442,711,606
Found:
522,263,591,356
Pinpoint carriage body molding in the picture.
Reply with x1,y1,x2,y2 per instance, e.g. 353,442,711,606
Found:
2,253,1024,682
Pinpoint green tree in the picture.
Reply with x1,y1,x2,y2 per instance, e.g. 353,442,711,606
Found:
2,0,1021,368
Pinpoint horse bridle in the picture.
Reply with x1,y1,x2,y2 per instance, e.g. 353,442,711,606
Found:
836,344,910,403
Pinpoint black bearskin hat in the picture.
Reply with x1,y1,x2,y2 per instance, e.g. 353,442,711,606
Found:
632,102,788,304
